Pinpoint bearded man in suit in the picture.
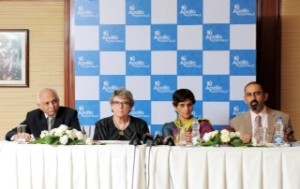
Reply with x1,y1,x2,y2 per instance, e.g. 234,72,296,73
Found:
5,88,81,141
230,81,296,143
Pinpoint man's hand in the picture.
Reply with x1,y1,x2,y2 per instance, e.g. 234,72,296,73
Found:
14,133,32,142
243,134,251,144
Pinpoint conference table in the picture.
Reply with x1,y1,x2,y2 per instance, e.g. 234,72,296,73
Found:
1,142,300,189
0,141,146,189
146,146,300,189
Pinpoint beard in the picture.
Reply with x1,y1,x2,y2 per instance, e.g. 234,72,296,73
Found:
250,100,259,111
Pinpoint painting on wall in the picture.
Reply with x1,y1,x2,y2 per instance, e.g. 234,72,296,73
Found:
0,29,29,87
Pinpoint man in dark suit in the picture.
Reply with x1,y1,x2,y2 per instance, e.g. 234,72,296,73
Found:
5,88,81,141
230,81,296,143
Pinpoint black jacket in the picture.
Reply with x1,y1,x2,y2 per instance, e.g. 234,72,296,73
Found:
5,106,81,141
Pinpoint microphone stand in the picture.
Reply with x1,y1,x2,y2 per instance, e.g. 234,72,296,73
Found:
164,136,175,146
129,133,142,145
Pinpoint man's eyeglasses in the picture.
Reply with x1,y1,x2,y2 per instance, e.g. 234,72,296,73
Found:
112,101,131,106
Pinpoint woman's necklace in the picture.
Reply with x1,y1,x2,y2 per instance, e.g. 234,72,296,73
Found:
113,116,130,136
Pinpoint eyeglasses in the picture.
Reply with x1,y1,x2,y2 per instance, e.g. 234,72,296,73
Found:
112,101,131,106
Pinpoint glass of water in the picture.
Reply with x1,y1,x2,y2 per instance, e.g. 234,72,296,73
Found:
174,128,188,146
17,124,27,143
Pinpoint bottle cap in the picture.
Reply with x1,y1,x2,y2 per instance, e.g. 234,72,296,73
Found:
277,116,283,121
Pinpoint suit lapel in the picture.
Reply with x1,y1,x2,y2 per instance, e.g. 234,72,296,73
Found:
267,107,276,136
244,113,252,136
40,112,49,131
52,107,63,128
52,117,61,129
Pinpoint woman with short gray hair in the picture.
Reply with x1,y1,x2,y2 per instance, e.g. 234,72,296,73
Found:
93,88,149,140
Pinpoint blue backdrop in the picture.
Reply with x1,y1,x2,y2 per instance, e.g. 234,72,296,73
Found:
73,0,256,137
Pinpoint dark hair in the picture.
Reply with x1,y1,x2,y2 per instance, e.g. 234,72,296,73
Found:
244,81,265,93
172,89,196,107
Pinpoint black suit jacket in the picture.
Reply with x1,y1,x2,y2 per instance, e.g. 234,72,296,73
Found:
5,106,81,141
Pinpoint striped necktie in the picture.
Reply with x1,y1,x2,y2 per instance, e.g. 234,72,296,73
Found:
254,115,262,141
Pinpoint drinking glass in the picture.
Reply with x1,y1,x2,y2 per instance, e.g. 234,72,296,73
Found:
174,128,187,146
260,127,268,144
255,127,268,145
17,124,27,143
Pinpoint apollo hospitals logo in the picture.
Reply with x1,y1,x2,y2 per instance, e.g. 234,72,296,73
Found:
128,5,149,17
77,6,97,18
154,30,176,43
232,55,254,68
102,31,124,43
128,56,149,68
232,106,247,117
102,81,120,93
130,107,150,118
180,55,201,68
180,4,201,17
205,29,228,42
78,106,98,118
153,81,174,93
78,56,97,68
232,4,255,16
205,81,228,94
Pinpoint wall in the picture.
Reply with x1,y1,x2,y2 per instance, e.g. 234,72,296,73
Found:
281,0,300,139
0,0,299,140
0,1,65,140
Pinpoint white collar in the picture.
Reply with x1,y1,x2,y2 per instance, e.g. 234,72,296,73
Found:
250,105,267,117
45,113,56,119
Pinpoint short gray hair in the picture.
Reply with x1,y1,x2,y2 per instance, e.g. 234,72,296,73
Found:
36,88,59,104
110,88,134,107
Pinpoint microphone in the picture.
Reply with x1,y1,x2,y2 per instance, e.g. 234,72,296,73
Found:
81,126,86,135
129,133,142,145
142,133,154,145
152,134,164,146
163,136,175,146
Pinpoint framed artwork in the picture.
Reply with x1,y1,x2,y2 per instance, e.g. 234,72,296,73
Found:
0,29,29,87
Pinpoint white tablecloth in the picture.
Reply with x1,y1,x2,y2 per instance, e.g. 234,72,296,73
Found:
1,142,300,189
0,142,146,189
145,146,300,189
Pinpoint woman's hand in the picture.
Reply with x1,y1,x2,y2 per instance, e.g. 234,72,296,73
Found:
184,131,192,143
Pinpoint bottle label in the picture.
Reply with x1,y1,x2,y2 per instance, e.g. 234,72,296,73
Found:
274,136,284,144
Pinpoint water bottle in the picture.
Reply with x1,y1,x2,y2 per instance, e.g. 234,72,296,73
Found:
274,117,284,146
191,119,200,145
